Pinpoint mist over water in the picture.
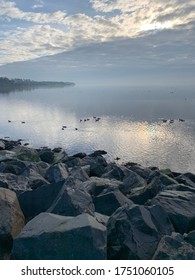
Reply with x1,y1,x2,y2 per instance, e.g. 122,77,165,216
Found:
0,85,195,173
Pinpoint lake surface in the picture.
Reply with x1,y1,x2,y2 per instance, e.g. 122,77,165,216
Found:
0,85,195,173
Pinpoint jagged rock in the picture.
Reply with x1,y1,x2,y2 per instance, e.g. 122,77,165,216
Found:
21,168,48,189
152,233,195,260
102,164,131,181
0,188,25,259
18,181,64,221
150,190,195,234
47,177,95,217
127,164,152,180
45,163,69,183
166,183,195,194
89,150,107,157
94,190,133,216
107,204,173,260
147,171,178,186
95,212,109,226
64,157,84,168
72,152,87,159
11,213,107,260
83,177,123,197
0,141,5,150
14,146,40,162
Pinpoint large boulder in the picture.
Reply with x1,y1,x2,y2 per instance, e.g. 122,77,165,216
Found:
184,230,195,247
47,177,95,217
0,159,27,175
21,167,49,189
18,181,64,221
152,233,195,260
39,149,54,164
107,204,173,260
0,188,25,259
45,163,69,183
11,213,107,260
175,173,195,188
0,173,29,192
82,155,107,177
150,190,195,234
0,140,5,150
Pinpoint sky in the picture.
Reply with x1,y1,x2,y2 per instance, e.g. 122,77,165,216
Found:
0,0,195,86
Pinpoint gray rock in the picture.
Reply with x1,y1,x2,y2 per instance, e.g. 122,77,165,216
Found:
45,163,69,183
22,168,49,189
18,181,64,221
47,177,95,217
127,164,152,180
184,230,195,247
69,167,89,182
147,171,178,186
0,140,5,150
39,149,54,163
0,173,29,192
14,146,40,162
83,177,123,197
94,190,133,216
150,190,195,234
0,159,27,175
0,188,25,259
152,233,195,260
176,173,195,188
95,212,109,226
166,183,195,194
12,213,107,260
107,204,173,260
82,155,107,177
102,164,131,181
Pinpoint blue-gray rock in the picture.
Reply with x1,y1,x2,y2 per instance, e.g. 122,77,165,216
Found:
152,232,195,260
18,181,64,221
0,188,25,259
94,190,133,216
47,177,95,217
150,190,195,234
11,213,107,260
45,163,69,183
0,141,5,150
107,204,173,260
184,230,195,247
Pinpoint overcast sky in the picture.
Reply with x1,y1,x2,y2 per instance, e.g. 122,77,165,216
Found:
0,0,195,86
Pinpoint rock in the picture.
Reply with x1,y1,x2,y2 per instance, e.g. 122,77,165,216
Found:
69,167,89,182
18,181,64,221
0,188,25,259
175,173,195,188
152,233,195,260
0,140,5,150
39,149,54,164
147,171,178,186
150,190,195,234
45,163,69,183
0,173,29,192
47,177,95,217
107,204,173,260
12,213,107,260
184,230,195,247
166,183,195,194
72,152,87,159
21,167,49,189
95,212,109,226
29,161,50,178
14,146,40,162
64,157,84,168
82,155,107,177
102,164,131,181
0,150,16,162
89,150,107,157
128,175,170,205
127,164,153,180
83,177,123,197
0,159,27,175
93,190,133,216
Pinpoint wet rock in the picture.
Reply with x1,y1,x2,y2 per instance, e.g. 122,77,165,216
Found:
175,173,195,188
127,164,153,180
107,204,173,260
152,233,195,260
89,150,107,157
150,190,195,234
0,188,25,259
18,181,64,221
14,146,40,162
47,177,95,217
69,167,89,182
72,152,87,159
12,213,107,260
45,163,69,183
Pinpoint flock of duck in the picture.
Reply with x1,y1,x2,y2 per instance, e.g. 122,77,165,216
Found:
61,116,101,131
162,118,185,124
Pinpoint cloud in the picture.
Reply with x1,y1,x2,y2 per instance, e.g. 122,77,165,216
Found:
32,0,45,10
0,1,67,24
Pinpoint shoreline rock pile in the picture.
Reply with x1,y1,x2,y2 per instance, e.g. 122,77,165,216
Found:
0,138,195,260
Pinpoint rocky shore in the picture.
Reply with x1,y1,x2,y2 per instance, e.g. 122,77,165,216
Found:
0,138,195,260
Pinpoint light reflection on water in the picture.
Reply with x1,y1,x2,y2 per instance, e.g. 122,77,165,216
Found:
0,85,195,173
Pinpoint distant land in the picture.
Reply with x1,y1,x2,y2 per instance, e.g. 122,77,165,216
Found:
0,77,75,93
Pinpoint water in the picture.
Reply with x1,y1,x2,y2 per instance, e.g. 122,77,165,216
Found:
0,85,195,173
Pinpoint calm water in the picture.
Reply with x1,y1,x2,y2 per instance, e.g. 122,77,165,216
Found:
0,85,195,173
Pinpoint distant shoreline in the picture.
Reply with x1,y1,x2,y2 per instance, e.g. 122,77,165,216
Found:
0,77,75,93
